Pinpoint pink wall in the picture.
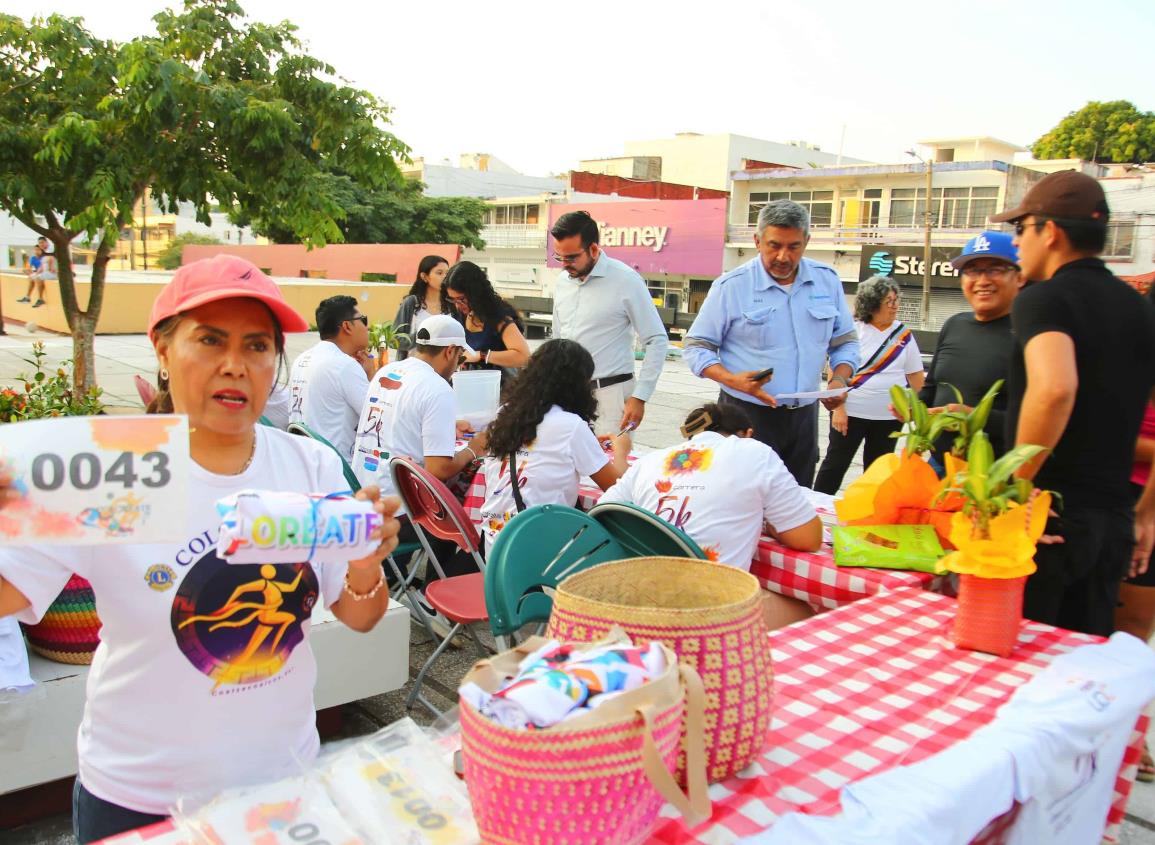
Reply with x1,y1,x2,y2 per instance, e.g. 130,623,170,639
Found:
547,199,727,277
181,243,461,282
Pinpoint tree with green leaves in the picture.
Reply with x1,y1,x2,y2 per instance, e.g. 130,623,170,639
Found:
156,232,222,270
0,0,407,391
252,170,488,249
1032,100,1155,163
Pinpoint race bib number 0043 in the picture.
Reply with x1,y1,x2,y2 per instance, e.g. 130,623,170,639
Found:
0,415,189,545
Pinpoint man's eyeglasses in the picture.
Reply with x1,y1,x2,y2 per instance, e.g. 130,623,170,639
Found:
1013,219,1047,237
447,293,468,304
962,265,1015,281
347,315,368,326
552,248,588,265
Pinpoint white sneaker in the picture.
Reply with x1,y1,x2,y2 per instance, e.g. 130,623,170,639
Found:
414,593,453,640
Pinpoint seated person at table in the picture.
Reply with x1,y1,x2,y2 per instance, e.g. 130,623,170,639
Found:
352,314,486,577
480,339,630,550
600,403,822,567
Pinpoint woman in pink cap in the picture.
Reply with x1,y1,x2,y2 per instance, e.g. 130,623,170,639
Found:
0,256,401,843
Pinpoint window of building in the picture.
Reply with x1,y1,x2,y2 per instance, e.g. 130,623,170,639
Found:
361,272,398,282
748,190,833,227
485,203,541,227
1104,221,1136,259
889,186,999,228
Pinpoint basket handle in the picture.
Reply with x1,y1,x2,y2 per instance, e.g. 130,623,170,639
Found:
638,663,711,826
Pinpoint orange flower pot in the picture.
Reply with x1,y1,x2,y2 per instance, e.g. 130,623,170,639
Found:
952,573,1026,658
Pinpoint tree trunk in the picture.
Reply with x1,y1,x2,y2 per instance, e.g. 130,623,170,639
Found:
53,231,111,394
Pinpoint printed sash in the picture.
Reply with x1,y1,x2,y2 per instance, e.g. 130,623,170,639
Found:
848,323,912,389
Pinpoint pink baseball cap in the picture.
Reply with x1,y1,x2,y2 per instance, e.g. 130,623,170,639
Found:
148,255,309,339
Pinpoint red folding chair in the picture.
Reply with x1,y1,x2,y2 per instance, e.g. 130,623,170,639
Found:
389,455,489,716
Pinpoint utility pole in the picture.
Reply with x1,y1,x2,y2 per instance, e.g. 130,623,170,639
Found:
906,149,934,328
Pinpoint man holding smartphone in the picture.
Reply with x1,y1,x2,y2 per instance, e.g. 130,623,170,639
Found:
683,200,858,487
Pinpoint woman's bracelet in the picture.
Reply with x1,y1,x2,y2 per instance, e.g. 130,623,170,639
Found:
460,445,478,462
343,568,387,602
484,350,492,365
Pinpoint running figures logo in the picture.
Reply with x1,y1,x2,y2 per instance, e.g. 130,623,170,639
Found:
868,252,895,274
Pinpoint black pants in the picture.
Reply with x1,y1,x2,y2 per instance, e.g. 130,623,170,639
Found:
718,392,819,488
74,780,166,845
394,516,480,584
814,415,903,495
1023,504,1135,637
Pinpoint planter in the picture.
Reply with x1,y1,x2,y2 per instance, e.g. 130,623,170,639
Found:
952,573,1026,658
22,574,101,664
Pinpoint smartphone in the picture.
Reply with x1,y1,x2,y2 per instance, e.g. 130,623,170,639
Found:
751,366,774,382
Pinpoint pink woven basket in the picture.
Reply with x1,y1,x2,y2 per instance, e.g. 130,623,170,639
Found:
547,557,773,784
459,638,708,845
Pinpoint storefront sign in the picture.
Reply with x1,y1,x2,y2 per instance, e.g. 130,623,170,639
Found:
859,245,963,289
547,199,727,277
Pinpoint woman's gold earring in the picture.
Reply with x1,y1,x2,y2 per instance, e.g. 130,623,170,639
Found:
159,367,169,381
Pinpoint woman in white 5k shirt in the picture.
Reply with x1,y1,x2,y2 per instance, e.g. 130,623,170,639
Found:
479,339,631,549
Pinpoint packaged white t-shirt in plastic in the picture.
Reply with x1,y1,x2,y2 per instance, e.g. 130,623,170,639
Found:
478,406,608,549
217,491,379,564
351,357,457,501
289,340,370,460
600,431,816,568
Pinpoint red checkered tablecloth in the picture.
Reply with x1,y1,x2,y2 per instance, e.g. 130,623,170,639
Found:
464,471,948,610
644,587,1146,844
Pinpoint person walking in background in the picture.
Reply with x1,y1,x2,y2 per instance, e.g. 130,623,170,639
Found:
550,210,669,435
683,199,859,487
918,231,1024,459
813,276,923,494
444,261,530,382
393,255,450,361
288,295,376,460
993,170,1155,636
19,244,54,307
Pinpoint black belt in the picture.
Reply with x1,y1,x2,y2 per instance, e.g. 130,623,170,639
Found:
591,373,634,389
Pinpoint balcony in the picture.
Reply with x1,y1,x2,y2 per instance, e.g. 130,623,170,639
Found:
726,224,985,248
480,224,547,249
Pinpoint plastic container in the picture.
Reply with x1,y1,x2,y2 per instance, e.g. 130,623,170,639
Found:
453,370,501,430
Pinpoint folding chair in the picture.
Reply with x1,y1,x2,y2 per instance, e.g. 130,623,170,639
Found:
389,455,489,716
586,501,708,560
286,421,361,492
484,504,628,650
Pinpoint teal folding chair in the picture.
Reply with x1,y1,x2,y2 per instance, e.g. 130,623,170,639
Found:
586,501,708,560
484,504,628,647
286,421,361,492
258,415,277,427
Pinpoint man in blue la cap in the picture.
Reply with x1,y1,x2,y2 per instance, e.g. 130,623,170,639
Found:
917,231,1024,458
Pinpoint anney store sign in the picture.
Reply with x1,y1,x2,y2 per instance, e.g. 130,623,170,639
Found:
859,245,964,290
547,199,727,277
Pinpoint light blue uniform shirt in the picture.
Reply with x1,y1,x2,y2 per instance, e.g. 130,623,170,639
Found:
683,256,859,407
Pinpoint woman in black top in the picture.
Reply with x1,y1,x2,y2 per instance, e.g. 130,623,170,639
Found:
444,261,530,381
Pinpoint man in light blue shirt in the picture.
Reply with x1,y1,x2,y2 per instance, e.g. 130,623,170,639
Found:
551,211,669,435
684,200,858,486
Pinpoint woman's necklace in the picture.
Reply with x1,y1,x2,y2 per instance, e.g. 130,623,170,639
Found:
238,434,257,474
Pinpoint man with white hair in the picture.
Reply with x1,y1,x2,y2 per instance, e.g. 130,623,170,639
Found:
683,199,859,486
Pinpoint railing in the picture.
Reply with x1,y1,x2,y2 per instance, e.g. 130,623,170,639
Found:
480,225,547,249
726,225,985,247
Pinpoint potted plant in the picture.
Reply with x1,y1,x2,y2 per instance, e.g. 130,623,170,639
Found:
368,320,411,363
936,431,1051,657
4,343,105,664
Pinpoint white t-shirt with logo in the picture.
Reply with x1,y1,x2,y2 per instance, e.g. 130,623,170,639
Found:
351,357,456,501
0,427,351,815
599,431,816,569
288,340,369,460
844,321,924,421
479,406,609,549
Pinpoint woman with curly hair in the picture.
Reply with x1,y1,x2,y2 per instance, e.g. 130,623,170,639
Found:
478,339,630,549
444,261,530,380
813,275,924,494
393,255,451,361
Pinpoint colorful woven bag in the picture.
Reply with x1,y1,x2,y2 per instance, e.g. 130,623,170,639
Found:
22,574,102,664
459,635,709,845
952,573,1027,658
547,557,773,784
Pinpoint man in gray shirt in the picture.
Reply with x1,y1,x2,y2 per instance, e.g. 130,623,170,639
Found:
550,211,669,435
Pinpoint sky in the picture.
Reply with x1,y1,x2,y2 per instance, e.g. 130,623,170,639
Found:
4,0,1153,177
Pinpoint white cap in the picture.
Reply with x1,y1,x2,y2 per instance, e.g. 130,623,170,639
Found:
413,314,475,355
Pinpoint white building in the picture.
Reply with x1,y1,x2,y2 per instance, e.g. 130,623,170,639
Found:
403,154,567,199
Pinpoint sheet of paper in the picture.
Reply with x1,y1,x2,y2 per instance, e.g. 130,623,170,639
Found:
0,415,190,545
0,617,33,692
775,387,851,400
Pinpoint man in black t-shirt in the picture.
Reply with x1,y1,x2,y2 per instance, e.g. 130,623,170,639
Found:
991,170,1155,636
920,231,1024,458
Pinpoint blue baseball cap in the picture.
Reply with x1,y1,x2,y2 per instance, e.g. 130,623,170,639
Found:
951,231,1019,270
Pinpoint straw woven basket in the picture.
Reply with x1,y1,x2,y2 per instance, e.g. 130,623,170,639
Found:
952,574,1026,658
547,557,773,783
22,574,101,664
